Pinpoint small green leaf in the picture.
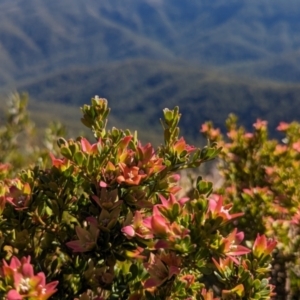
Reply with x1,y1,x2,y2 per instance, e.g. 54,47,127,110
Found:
129,263,139,280
60,146,73,159
163,108,173,122
87,156,95,174
114,252,126,262
81,117,92,128
164,159,172,167
57,137,67,147
74,151,86,166
253,279,261,290
197,180,213,195
50,259,59,274
171,202,180,218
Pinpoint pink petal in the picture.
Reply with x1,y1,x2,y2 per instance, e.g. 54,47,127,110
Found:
144,277,160,289
10,256,22,270
99,181,108,187
81,138,92,153
22,263,34,277
7,290,22,300
151,214,169,236
122,226,135,237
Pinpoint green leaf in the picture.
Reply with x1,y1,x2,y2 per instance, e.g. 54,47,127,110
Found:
50,259,59,274
74,151,86,166
87,156,95,174
60,146,73,160
62,211,78,225
57,137,67,147
164,129,171,144
253,279,261,290
197,180,213,195
81,117,92,128
114,252,126,262
129,263,139,280
163,108,173,123
51,200,60,221
164,159,172,167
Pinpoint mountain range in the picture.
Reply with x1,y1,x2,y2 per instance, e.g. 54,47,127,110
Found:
1,0,300,140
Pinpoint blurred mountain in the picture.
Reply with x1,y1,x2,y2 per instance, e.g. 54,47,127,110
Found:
1,0,300,140
18,59,300,140
1,0,300,86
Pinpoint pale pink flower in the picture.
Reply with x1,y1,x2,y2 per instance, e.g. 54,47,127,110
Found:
2,256,58,300
276,122,289,131
66,223,99,253
208,194,243,223
253,234,277,258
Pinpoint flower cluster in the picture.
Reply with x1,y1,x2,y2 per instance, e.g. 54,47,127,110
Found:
0,97,277,299
0,256,58,300
202,114,300,298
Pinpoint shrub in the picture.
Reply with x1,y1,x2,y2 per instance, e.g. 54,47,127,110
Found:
201,114,300,299
0,97,276,299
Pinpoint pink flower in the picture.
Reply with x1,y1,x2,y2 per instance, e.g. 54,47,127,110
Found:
49,153,70,171
200,123,209,133
221,229,250,260
275,144,287,154
145,206,190,249
227,130,237,140
136,143,166,176
253,119,267,130
200,124,220,140
5,180,31,210
2,256,58,300
2,256,31,278
173,137,195,156
117,163,147,186
121,211,153,239
292,141,300,152
143,252,180,289
0,163,11,176
277,122,289,131
291,210,300,225
208,128,221,139
212,256,234,275
208,195,243,223
244,132,254,139
80,137,101,155
265,166,276,176
179,274,195,289
159,194,189,209
253,234,277,259
200,289,220,300
66,222,99,253
145,206,171,238
117,136,133,154
156,194,189,220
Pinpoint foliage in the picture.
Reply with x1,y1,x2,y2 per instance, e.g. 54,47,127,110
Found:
201,114,300,299
0,92,65,177
0,96,276,299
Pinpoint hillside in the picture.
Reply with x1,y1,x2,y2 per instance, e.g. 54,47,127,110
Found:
16,59,300,140
1,0,300,86
1,0,300,143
